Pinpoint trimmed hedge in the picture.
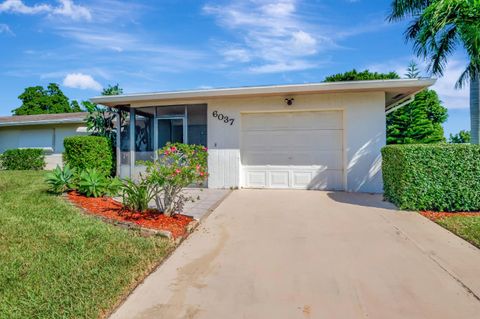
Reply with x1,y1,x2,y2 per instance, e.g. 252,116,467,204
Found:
0,148,45,170
63,136,113,177
382,144,480,212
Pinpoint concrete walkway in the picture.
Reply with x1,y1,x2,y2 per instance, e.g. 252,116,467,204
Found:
111,190,480,319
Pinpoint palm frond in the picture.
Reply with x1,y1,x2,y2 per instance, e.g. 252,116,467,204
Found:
388,0,431,21
429,25,458,76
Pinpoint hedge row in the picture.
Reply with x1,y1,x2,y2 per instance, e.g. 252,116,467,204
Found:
382,144,480,212
63,136,113,176
0,149,45,170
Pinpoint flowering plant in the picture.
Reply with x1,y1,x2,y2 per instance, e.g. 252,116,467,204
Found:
145,143,208,216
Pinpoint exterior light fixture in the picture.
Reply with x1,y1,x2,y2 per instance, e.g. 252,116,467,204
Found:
285,98,295,106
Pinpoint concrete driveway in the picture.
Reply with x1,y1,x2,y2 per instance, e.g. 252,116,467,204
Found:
111,190,480,319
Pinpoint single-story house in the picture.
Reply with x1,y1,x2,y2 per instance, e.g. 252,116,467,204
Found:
0,112,88,169
91,79,435,193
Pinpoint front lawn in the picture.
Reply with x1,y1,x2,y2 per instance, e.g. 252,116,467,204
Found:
436,215,480,249
0,171,171,318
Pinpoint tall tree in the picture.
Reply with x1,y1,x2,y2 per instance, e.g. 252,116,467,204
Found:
101,84,123,96
405,61,421,78
85,84,123,141
388,0,480,143
449,130,471,143
12,83,80,115
324,69,400,82
324,69,448,144
387,90,448,144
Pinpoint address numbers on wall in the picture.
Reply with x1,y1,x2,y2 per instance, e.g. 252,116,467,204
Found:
212,110,235,126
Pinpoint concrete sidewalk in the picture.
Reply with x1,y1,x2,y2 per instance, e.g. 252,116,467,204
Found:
111,190,480,319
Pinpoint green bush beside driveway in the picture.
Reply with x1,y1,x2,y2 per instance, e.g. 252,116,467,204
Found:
382,144,480,212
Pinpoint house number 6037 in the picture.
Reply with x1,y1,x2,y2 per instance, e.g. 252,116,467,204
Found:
212,110,235,126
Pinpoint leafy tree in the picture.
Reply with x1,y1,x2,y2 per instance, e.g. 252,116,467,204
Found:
449,130,471,143
387,90,448,144
405,61,421,78
12,83,80,115
324,69,400,82
324,69,448,144
83,84,123,176
101,84,123,96
388,0,480,143
84,101,116,142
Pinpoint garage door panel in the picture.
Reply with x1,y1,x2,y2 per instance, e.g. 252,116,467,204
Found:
289,111,342,130
242,150,343,167
241,111,344,190
242,130,342,151
244,167,344,190
242,111,342,131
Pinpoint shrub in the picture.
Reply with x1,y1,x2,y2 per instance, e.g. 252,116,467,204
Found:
0,148,45,170
45,164,77,194
78,168,109,198
382,144,480,212
63,136,113,177
146,143,208,216
121,178,155,212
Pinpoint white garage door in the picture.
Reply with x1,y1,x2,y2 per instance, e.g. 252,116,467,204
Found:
241,111,344,190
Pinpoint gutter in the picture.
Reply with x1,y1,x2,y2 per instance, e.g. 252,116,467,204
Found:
0,118,86,128
90,78,437,106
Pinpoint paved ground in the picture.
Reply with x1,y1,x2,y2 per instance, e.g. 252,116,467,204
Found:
170,188,231,220
111,190,480,319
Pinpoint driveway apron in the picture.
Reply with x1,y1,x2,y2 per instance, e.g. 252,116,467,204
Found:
110,190,480,319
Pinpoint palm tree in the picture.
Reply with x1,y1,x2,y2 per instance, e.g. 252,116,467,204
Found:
388,0,480,143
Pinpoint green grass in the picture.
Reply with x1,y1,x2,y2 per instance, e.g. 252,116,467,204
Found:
437,216,480,248
0,171,171,318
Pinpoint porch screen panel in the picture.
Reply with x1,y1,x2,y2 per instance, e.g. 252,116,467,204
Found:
135,107,154,161
119,110,130,178
187,104,207,146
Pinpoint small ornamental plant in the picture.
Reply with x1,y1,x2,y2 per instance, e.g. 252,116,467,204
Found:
145,143,208,216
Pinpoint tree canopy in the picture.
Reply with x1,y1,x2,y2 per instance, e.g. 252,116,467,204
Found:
449,130,471,143
101,84,123,96
388,0,480,143
324,69,448,144
324,69,400,82
387,90,448,144
12,83,81,116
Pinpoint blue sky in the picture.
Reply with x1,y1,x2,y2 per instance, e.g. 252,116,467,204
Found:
0,0,471,136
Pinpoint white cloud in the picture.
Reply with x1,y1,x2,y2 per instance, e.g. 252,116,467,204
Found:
0,23,13,35
204,0,324,73
52,0,91,21
249,60,316,74
0,0,50,14
367,57,469,109
63,73,102,90
0,0,91,20
431,60,469,109
222,48,251,62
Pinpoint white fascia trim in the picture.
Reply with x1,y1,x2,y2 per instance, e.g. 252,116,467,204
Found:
90,79,437,105
0,118,85,127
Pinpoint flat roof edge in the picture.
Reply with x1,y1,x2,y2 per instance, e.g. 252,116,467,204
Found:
90,79,436,106
0,118,86,127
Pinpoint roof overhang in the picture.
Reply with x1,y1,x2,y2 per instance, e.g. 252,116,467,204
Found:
90,78,436,109
0,118,85,128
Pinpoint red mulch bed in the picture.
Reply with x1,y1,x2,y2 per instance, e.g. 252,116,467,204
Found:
420,211,480,221
67,192,193,239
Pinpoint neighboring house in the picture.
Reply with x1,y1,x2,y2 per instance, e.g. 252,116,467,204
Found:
0,112,88,169
91,79,435,193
